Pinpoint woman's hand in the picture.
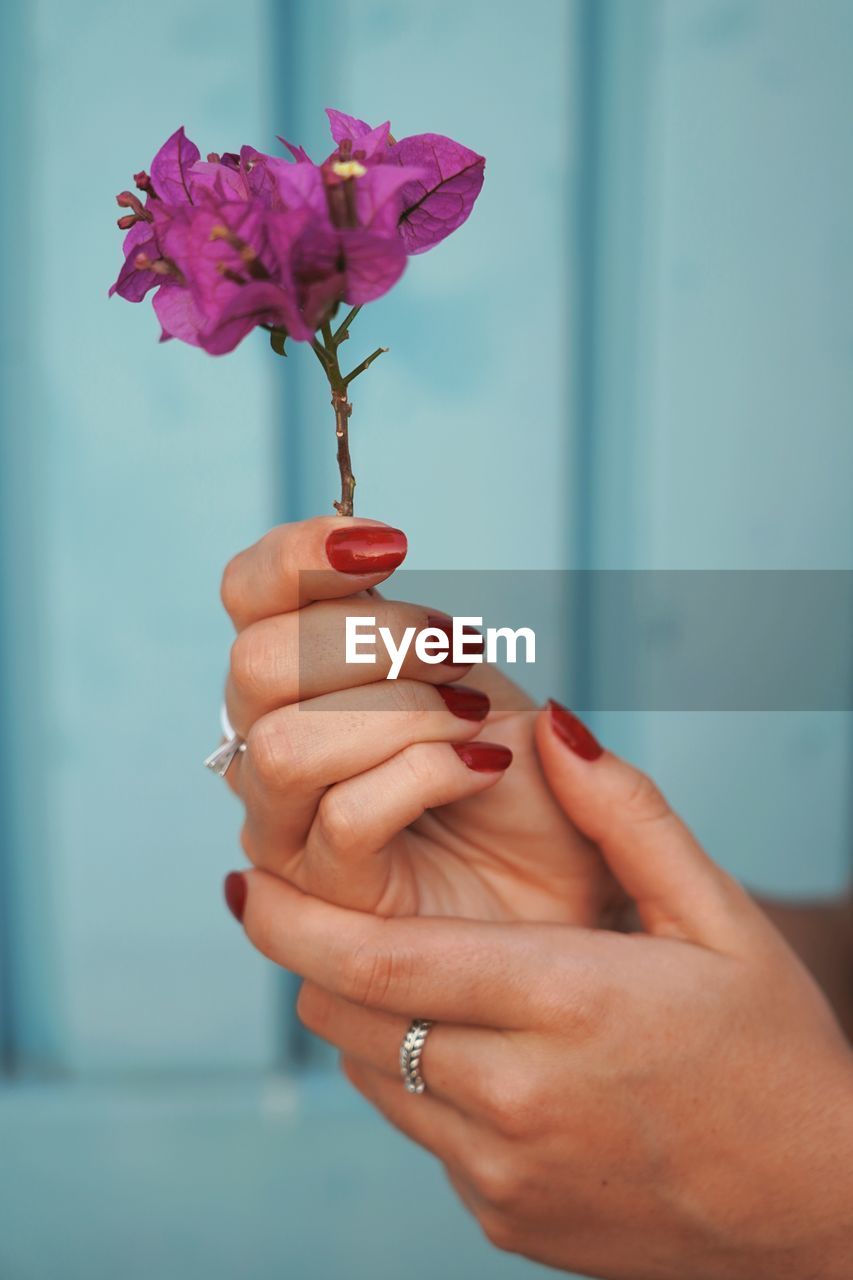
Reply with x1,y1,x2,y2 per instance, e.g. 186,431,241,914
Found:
218,516,619,923
224,703,853,1280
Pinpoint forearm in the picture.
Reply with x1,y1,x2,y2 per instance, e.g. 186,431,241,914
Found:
759,893,853,1040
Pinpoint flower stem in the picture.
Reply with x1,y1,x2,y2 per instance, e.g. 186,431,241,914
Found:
334,305,361,344
344,346,388,387
331,386,355,516
311,314,388,518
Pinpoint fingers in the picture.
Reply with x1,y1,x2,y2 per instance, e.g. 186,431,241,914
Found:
220,516,407,631
341,1057,484,1168
236,680,497,870
303,739,512,909
232,870,588,1026
298,982,516,1122
225,597,481,737
534,700,766,951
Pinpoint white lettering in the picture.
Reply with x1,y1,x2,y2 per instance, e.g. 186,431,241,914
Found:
415,627,450,664
344,617,537,676
345,616,377,664
379,625,417,680
486,626,536,665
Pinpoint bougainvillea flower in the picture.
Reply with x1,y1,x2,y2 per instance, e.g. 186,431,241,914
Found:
110,112,485,353
324,109,486,254
155,201,314,353
109,127,213,305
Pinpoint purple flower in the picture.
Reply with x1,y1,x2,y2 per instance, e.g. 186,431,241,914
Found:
110,112,485,353
325,109,486,254
109,127,223,307
155,201,314,353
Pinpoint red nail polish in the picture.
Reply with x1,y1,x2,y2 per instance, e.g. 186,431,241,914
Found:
548,700,603,761
453,742,513,772
426,615,485,665
325,525,407,574
437,684,490,721
224,871,247,923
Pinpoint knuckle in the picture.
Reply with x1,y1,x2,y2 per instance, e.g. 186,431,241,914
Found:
397,742,439,791
229,627,275,702
386,679,431,717
239,821,255,861
246,715,299,792
267,524,293,586
239,821,277,873
344,934,408,1008
477,1209,520,1254
467,1151,522,1212
622,769,671,827
534,957,614,1041
219,553,245,620
245,909,278,966
481,1074,545,1141
314,788,359,855
295,982,330,1036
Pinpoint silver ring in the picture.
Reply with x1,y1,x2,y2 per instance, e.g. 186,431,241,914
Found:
400,1019,433,1095
203,704,246,778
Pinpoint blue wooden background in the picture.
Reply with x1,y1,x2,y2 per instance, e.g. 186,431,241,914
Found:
0,1,850,1277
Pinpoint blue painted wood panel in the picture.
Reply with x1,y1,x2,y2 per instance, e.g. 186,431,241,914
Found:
1,0,286,1072
585,0,853,894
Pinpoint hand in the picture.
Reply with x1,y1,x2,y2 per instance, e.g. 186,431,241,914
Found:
224,703,853,1280
219,516,619,922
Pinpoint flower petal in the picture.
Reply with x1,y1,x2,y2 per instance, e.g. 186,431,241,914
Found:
188,158,250,202
355,163,427,235
109,221,160,300
326,108,374,143
389,133,485,254
195,281,288,354
325,108,391,160
152,281,205,345
158,201,315,349
150,126,202,205
248,152,328,217
277,136,312,164
341,228,407,304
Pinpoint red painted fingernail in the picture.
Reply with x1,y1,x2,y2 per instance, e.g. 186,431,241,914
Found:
548,700,603,761
437,684,490,721
453,742,513,772
325,525,407,574
426,614,485,665
224,871,247,923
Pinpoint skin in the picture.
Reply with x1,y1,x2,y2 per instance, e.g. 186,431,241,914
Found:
220,515,623,923
220,517,853,1279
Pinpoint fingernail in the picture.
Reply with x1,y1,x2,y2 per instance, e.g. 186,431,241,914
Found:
453,742,513,772
325,525,407,574
548,700,603,761
426,614,485,665
437,684,490,721
224,871,247,923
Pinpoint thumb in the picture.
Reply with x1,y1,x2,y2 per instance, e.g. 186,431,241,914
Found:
535,700,760,952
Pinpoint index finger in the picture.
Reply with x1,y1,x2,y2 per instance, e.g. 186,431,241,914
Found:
229,869,596,1028
220,516,408,630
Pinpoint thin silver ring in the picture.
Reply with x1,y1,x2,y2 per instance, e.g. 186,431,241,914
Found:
203,704,246,778
400,1019,434,1095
